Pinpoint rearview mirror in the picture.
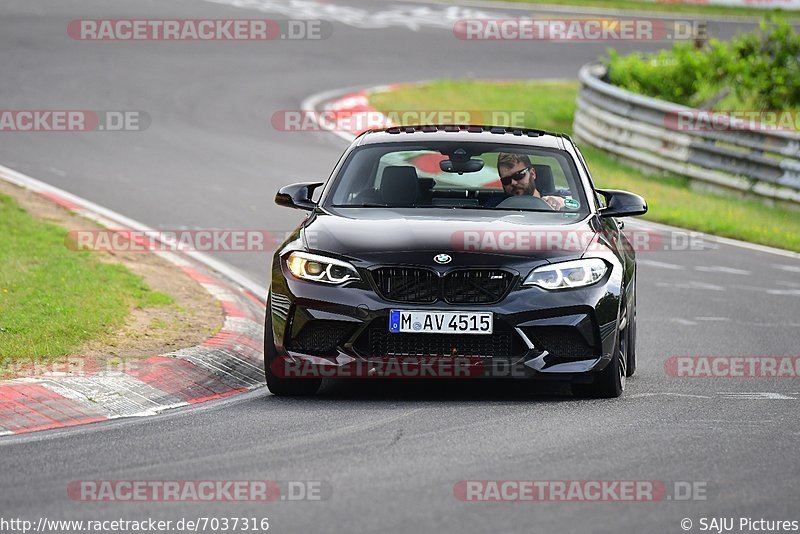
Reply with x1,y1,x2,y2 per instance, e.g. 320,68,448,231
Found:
440,158,484,174
597,189,647,218
275,182,324,211
440,147,485,174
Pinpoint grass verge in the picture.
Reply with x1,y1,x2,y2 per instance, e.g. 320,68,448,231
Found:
0,192,173,365
487,0,800,19
369,80,800,252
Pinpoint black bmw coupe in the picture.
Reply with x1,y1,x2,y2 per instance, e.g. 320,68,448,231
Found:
266,125,647,398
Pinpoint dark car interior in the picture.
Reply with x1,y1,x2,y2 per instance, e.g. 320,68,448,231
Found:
328,143,586,212
351,163,561,209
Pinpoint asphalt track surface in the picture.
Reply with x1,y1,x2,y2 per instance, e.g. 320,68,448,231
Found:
1,1,798,533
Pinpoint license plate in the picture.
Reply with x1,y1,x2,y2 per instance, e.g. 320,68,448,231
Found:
389,310,493,334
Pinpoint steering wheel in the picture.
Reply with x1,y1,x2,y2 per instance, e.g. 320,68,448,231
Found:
495,195,552,210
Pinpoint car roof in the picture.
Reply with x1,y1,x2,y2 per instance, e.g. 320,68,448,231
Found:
354,125,570,150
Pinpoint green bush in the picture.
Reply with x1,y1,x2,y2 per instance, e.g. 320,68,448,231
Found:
606,17,800,110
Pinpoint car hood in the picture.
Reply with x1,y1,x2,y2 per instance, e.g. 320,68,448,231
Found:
303,208,600,265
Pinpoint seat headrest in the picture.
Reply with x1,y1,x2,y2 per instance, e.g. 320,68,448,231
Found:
532,164,556,197
381,166,419,205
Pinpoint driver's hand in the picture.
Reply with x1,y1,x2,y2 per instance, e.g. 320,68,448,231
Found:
543,195,565,210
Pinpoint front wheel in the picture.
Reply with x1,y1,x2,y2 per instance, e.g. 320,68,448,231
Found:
264,294,321,396
625,299,637,378
572,314,627,399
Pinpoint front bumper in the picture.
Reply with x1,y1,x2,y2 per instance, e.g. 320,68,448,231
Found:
269,263,623,381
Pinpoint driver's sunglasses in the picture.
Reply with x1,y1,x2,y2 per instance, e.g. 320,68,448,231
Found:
499,166,534,186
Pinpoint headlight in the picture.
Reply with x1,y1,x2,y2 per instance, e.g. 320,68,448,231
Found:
523,258,608,290
285,251,360,284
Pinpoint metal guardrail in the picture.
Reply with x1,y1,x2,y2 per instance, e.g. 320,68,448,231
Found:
573,62,800,204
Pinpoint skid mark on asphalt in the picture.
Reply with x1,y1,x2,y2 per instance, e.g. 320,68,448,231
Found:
772,264,800,273
716,392,796,400
629,392,797,400
668,318,699,326
694,266,751,276
141,406,432,471
638,259,686,270
252,407,426,453
730,283,800,296
652,316,800,328
767,289,800,296
642,317,800,328
628,392,711,399
655,281,725,291
682,419,775,423
349,404,566,448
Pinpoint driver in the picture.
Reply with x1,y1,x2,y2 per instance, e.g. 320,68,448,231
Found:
486,153,565,210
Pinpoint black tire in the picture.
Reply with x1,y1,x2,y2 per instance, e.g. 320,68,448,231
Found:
572,311,627,399
625,299,637,378
264,294,321,396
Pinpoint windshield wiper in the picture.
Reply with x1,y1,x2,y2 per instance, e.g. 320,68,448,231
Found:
333,204,441,208
451,206,556,213
332,203,389,208
332,203,557,212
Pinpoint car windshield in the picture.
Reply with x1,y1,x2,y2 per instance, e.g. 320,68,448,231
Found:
323,142,590,214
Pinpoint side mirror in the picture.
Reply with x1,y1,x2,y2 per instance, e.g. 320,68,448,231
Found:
597,189,648,218
275,182,324,211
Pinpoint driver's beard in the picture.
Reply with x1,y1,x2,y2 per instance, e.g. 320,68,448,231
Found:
512,181,536,196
